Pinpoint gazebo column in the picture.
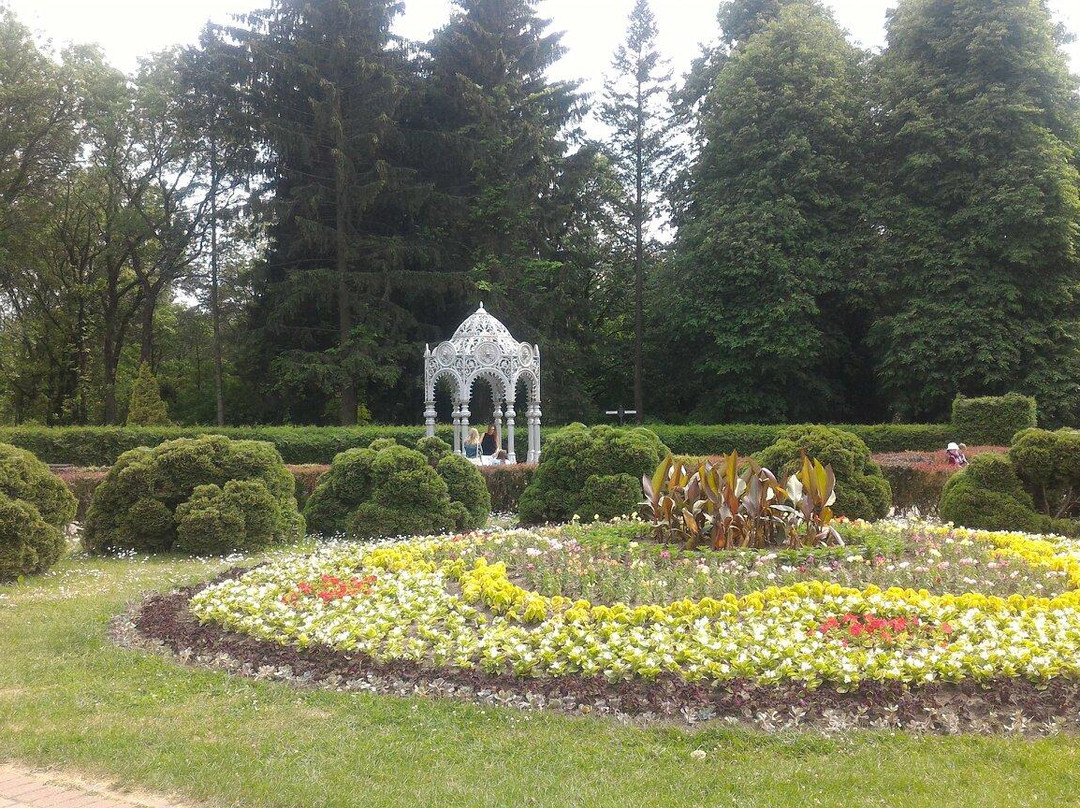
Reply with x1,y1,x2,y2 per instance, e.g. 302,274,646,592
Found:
494,403,504,455
505,404,516,464
452,400,462,453
424,398,436,438
460,404,471,455
533,401,542,462
526,400,540,463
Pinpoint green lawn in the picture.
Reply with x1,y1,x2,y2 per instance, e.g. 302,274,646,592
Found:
1,550,1079,808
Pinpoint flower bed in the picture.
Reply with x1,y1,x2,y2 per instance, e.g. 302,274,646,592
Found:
188,521,1080,692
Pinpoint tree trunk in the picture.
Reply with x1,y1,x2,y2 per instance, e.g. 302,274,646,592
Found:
139,292,155,366
210,140,226,426
103,333,119,425
335,90,357,427
633,78,645,424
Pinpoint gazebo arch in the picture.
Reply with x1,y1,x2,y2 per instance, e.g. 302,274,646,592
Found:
423,303,542,463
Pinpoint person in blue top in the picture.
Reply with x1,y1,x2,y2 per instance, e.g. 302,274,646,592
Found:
464,428,481,459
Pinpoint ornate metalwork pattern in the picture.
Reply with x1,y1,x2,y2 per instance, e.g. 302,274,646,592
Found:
422,303,542,462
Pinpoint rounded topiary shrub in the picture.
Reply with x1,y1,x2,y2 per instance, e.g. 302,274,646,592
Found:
302,437,489,539
0,443,77,581
940,453,1042,533
176,479,301,555
756,426,891,520
83,435,303,555
517,424,668,524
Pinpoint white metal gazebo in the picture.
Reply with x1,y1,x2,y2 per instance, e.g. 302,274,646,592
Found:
423,303,541,463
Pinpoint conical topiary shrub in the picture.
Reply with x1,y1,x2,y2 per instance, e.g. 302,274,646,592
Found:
126,362,172,426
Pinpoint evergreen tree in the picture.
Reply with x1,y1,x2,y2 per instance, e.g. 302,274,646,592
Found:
126,362,172,425
871,0,1080,424
233,0,464,425
598,0,672,423
666,2,873,422
424,0,600,420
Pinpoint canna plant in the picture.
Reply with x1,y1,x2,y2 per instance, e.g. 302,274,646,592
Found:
641,451,840,550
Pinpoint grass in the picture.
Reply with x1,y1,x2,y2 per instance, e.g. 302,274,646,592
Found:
3,548,1080,807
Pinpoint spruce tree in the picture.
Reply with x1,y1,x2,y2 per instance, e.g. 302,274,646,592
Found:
424,0,597,419
871,0,1080,424
599,0,672,423
233,0,462,424
667,2,873,422
127,362,172,426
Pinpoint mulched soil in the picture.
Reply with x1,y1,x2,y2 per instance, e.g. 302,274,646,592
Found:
117,575,1080,736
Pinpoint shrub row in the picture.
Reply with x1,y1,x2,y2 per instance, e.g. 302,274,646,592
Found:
0,422,957,466
57,461,538,518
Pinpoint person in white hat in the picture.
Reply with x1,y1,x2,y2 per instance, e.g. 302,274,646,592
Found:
946,442,968,466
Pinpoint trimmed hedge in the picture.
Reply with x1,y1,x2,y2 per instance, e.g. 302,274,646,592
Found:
0,443,77,582
873,447,1007,513
518,424,667,524
59,462,538,519
83,435,304,555
756,426,892,521
951,394,1037,446
479,464,536,512
303,437,489,539
0,422,956,467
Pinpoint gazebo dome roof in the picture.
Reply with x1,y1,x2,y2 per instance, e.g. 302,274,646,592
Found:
448,302,520,354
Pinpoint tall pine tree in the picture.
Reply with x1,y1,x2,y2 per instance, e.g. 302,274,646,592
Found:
598,0,672,423
871,0,1080,424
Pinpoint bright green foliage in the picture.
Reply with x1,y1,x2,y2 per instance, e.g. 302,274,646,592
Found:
175,479,301,555
436,454,491,530
871,0,1080,424
577,474,643,523
126,362,172,426
0,495,64,582
664,3,872,422
940,454,1042,533
302,438,489,539
0,442,77,528
1009,428,1080,519
517,423,667,524
952,394,1038,446
757,426,891,520
82,435,302,554
0,442,75,581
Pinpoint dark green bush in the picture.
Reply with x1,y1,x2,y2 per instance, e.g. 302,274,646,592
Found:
0,442,76,581
83,435,303,555
0,443,78,528
176,479,299,555
576,473,643,522
0,496,66,582
303,437,489,539
0,442,78,578
940,454,1041,532
518,424,667,524
1009,428,1080,516
877,466,951,513
952,393,1037,446
756,426,891,520
436,454,491,530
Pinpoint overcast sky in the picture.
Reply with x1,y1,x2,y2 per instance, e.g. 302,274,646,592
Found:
5,0,1080,112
